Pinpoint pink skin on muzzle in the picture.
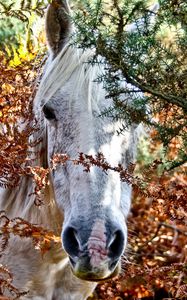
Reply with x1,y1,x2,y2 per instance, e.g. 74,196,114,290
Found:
87,219,108,268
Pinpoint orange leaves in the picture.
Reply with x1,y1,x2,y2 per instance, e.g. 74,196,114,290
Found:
0,54,41,189
121,161,187,298
0,211,61,257
0,212,61,299
146,170,187,223
52,152,137,185
26,166,49,205
0,264,27,300
0,63,32,123
51,153,70,169
1,83,15,95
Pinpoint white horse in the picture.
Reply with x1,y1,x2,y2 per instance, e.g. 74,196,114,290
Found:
0,1,141,299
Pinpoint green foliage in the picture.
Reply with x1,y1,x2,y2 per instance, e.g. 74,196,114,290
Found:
0,0,48,19
72,0,187,169
0,0,48,50
0,16,24,46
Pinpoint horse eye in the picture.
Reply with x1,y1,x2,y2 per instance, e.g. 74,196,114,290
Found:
43,104,56,120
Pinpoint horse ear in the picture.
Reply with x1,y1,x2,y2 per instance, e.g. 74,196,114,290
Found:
45,0,71,56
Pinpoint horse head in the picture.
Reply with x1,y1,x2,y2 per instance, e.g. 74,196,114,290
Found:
35,0,139,282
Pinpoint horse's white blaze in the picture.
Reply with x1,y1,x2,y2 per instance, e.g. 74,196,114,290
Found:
102,172,121,208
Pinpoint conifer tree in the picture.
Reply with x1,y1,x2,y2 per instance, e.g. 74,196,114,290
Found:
72,0,187,170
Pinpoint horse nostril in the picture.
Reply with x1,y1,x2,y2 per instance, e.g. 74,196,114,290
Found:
108,230,125,259
62,227,80,258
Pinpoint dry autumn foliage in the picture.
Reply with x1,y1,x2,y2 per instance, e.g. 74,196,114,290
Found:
0,264,27,300
0,54,40,189
0,51,51,299
0,212,61,299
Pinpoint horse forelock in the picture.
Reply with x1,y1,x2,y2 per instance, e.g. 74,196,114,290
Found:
34,45,103,116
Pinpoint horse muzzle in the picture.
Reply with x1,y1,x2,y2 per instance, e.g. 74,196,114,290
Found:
62,219,126,281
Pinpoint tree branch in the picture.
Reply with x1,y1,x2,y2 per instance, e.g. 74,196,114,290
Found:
97,39,187,112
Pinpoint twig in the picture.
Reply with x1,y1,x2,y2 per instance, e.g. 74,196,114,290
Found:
159,222,187,236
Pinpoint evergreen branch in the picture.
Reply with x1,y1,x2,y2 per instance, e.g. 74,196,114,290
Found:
123,73,187,112
166,157,187,171
99,44,187,112
112,0,124,34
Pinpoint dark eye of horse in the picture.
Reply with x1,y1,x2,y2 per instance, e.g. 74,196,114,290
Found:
43,104,56,120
